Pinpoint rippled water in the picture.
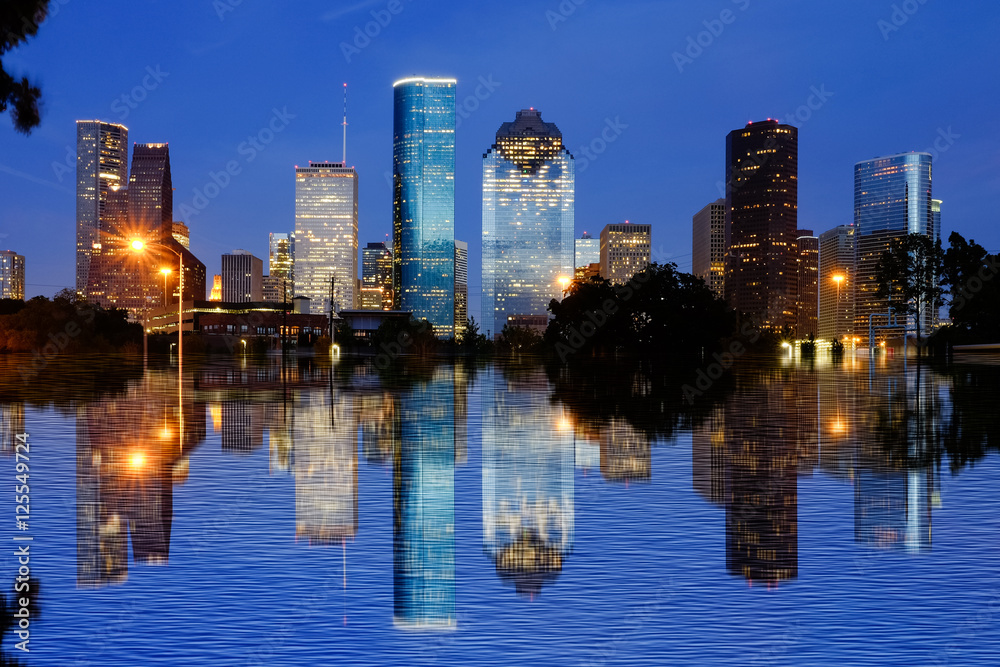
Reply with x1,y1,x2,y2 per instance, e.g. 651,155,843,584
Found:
1,353,998,666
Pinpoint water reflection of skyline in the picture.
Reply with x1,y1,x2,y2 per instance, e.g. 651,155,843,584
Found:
0,355,984,606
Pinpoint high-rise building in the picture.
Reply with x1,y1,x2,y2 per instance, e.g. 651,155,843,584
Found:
575,232,599,271
128,143,173,241
795,230,818,338
818,225,856,340
361,241,393,310
222,250,264,302
454,240,468,336
294,162,358,315
171,222,190,249
0,251,25,300
600,223,651,284
76,120,128,295
724,120,798,330
393,77,457,337
269,233,294,283
209,274,222,301
481,109,574,339
85,142,205,314
854,153,937,340
692,199,726,298
262,276,284,304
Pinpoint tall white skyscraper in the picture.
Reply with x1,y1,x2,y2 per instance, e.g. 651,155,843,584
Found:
482,109,574,338
76,120,128,295
294,162,358,315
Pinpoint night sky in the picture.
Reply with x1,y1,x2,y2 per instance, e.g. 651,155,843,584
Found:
2,0,998,315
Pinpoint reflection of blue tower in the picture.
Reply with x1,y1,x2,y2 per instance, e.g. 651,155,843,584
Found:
855,466,934,553
482,366,574,596
393,368,456,629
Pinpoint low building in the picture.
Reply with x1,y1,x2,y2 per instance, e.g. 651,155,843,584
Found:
338,310,412,341
147,300,327,347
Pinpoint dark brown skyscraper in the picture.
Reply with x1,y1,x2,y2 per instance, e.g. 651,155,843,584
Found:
724,120,798,330
128,143,173,241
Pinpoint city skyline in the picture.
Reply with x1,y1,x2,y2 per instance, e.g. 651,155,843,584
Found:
3,2,995,325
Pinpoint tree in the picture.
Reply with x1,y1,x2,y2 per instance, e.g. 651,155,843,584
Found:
456,316,488,353
940,231,1000,341
496,324,542,355
874,233,944,349
1,0,50,134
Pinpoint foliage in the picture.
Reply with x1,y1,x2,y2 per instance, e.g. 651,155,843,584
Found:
456,316,490,353
874,233,945,342
0,289,141,353
496,324,543,355
938,231,1000,343
545,263,736,367
1,0,50,134
370,316,438,357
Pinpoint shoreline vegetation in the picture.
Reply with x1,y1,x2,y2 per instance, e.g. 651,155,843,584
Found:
2,237,998,372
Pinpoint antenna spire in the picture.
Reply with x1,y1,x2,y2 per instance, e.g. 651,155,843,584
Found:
342,82,348,165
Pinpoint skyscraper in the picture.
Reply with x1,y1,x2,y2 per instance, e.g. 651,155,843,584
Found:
221,250,264,302
0,251,25,300
268,233,295,284
76,120,128,295
393,77,457,337
724,120,798,330
795,230,818,338
818,225,856,340
574,232,599,268
692,199,726,298
600,223,651,284
481,109,574,338
361,241,393,310
128,143,173,240
294,162,358,315
454,240,468,336
854,153,936,340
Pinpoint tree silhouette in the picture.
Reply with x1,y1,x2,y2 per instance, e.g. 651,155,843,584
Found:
1,0,50,134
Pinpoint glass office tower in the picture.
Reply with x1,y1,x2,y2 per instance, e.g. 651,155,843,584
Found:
76,120,128,295
853,152,936,340
481,109,574,338
393,77,457,337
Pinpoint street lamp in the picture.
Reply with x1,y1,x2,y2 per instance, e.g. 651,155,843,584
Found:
131,240,184,359
160,268,172,308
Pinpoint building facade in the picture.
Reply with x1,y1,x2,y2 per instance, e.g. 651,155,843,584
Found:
294,162,358,315
76,121,128,295
222,250,264,303
361,241,393,310
269,232,294,283
574,232,599,271
724,120,798,330
481,109,574,338
854,153,937,341
0,251,25,300
455,240,468,336
692,199,726,298
818,225,856,340
600,223,651,285
393,77,457,337
795,230,818,338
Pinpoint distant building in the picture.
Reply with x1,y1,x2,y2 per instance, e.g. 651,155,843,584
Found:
600,223,651,284
818,225,856,340
854,153,938,341
393,77,457,337
481,109,574,339
171,222,190,249
725,120,798,330
262,275,285,304
361,242,393,310
269,232,294,283
692,199,726,298
575,232,599,271
795,230,818,338
454,240,468,336
76,120,128,295
221,250,263,303
209,274,222,301
294,162,358,315
0,251,25,300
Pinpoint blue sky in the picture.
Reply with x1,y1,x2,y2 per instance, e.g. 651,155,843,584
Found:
1,0,998,314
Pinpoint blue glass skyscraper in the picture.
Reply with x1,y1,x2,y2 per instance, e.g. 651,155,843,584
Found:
854,152,937,339
481,109,575,338
393,77,457,338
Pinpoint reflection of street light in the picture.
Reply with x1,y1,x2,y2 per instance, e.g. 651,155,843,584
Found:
130,452,146,469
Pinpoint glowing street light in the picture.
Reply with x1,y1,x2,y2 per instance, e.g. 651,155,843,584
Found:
832,274,845,339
